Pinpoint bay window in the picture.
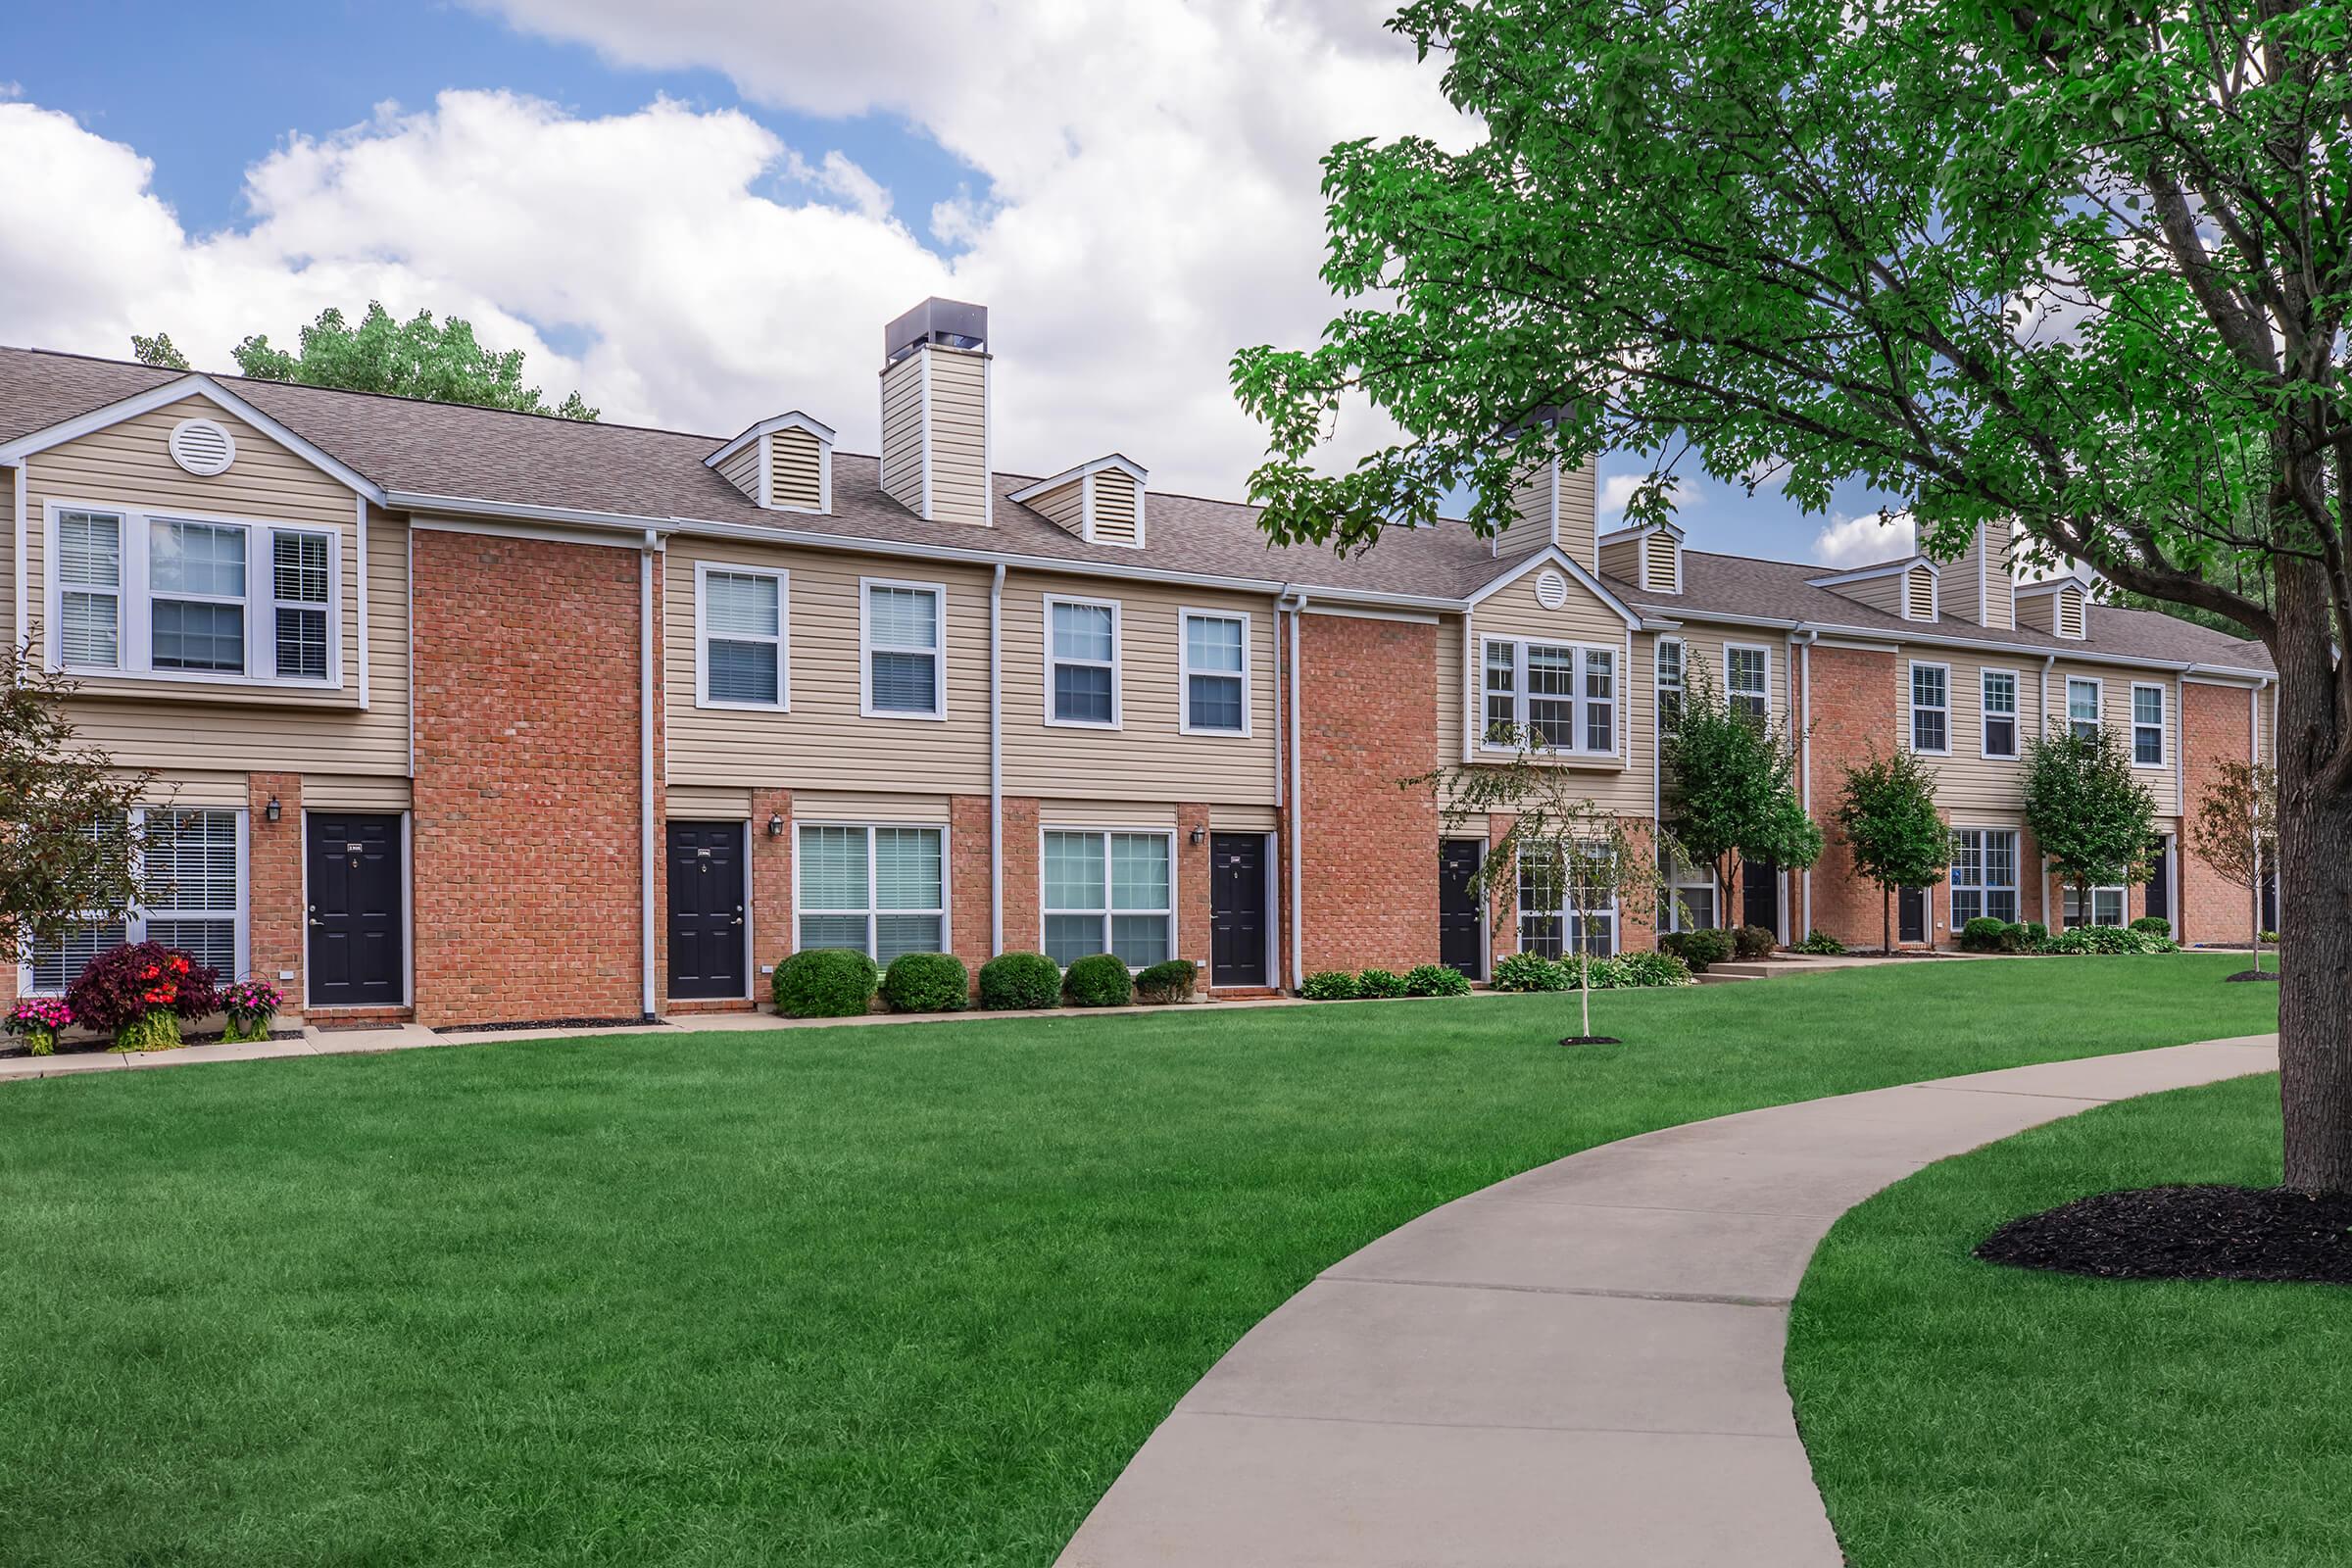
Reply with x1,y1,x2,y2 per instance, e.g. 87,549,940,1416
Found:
1948,829,2019,926
1480,638,1616,756
796,824,945,963
1043,830,1172,968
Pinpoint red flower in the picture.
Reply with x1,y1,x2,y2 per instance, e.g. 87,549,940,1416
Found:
169,956,190,975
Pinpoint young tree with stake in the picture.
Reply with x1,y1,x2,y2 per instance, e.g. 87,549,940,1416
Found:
2189,760,2280,977
1659,662,1823,922
2,645,153,969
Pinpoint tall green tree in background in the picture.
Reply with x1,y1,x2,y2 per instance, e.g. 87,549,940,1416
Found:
1234,0,2350,1192
2023,729,2159,927
133,304,597,419
1658,663,1822,929
1833,746,1950,956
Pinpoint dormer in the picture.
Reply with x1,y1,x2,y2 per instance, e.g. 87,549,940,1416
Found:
1942,518,2015,629
1809,556,1939,621
1009,455,1148,548
2016,575,2090,639
1597,520,1684,595
706,412,835,514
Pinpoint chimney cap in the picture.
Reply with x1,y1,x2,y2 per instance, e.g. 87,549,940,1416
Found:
885,297,989,363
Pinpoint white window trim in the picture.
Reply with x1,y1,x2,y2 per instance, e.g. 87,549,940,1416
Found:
1038,826,1179,970
1980,666,2021,760
1043,593,1124,730
1908,660,1952,756
1654,637,1686,736
1178,608,1253,737
1514,845,1622,957
1478,636,1620,759
2130,681,2168,769
1725,641,1774,721
1948,827,2020,928
858,576,948,720
2062,882,2129,929
2067,675,2105,742
20,807,250,996
693,561,790,711
788,819,952,961
43,499,344,691
1660,848,1717,934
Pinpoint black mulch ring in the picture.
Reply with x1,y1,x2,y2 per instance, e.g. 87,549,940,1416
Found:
1558,1035,1623,1047
1977,1184,2352,1286
2225,969,2282,983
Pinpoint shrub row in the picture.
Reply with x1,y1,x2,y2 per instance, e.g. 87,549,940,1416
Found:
1792,929,1847,956
1493,950,1694,991
771,950,1200,1018
1957,917,2180,956
1297,963,1472,1002
1656,928,1735,973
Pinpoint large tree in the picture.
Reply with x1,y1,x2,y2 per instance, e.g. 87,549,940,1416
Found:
1659,663,1823,915
2023,728,2160,928
2,645,151,967
1233,0,2351,1191
133,304,597,419
1833,745,1951,955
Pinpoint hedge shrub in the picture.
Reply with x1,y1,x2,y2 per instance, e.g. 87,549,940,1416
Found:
1135,958,1198,1004
774,948,878,1017
2131,915,2173,937
1346,967,1400,999
1658,928,1734,972
1959,916,2019,954
880,952,968,1013
1403,963,1471,997
2020,921,2050,951
1061,954,1134,1007
2046,925,2178,956
1493,952,1567,992
1793,929,1846,956
1609,950,1695,987
1732,923,1778,959
978,952,1059,1010
1298,969,1360,1001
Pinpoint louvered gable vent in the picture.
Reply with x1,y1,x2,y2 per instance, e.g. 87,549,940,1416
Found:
1009,455,1149,548
168,417,236,475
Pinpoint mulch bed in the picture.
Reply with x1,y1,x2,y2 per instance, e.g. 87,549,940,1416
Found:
2225,969,2282,983
1558,1035,1623,1047
1977,1184,2352,1286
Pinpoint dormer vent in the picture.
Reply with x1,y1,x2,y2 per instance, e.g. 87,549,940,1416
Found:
1008,455,1149,548
1597,520,1684,595
1808,555,1938,619
706,412,836,514
879,298,993,526
2016,576,2091,640
1904,564,1937,620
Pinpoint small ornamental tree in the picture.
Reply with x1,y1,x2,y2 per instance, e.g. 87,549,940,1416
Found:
1832,746,1950,955
1413,725,1673,1041
2189,761,2280,974
2023,729,2157,930
2,645,153,966
1659,663,1823,910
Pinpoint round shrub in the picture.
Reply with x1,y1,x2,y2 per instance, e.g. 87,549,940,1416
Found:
1732,923,1778,959
1355,967,1409,999
1959,916,2018,954
1402,963,1472,997
880,952,968,1013
1135,958,1199,1004
2131,915,2173,938
1610,951,1694,987
978,952,1059,1010
65,941,219,1050
1493,952,1567,993
1298,969,1360,1001
1658,928,1734,973
773,947,878,1017
1793,929,1846,956
1061,954,1134,1007
2019,921,2051,952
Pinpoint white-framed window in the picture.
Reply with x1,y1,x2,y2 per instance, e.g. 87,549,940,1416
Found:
1480,638,1616,756
1180,610,1250,735
1517,847,1618,957
794,823,946,963
860,578,945,718
1042,829,1173,968
1726,644,1771,721
1910,662,1950,754
2067,676,2103,742
2131,683,2166,767
1045,595,1121,727
23,808,247,994
696,563,788,710
2063,884,2127,928
1949,828,2019,926
1655,638,1685,736
1660,849,1717,933
1981,668,2019,758
45,502,340,685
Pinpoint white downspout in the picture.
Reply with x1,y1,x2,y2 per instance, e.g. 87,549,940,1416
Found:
640,529,659,1020
1285,591,1307,990
1794,626,1816,938
11,464,25,666
2038,653,2057,925
989,563,1005,955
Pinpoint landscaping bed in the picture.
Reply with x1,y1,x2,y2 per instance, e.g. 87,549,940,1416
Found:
1978,1183,2352,1286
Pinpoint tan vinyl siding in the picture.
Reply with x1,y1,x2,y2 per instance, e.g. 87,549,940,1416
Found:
1557,460,1597,572
664,537,991,793
2016,584,2087,638
1209,804,1279,831
1906,652,2030,813
1596,532,1642,584
1040,799,1179,828
1944,522,2015,629
768,427,825,512
24,400,410,777
1642,531,1680,593
715,440,762,504
1091,468,1142,546
926,347,990,526
1025,477,1087,534
139,770,250,808
666,785,753,819
878,353,927,514
2,464,16,651
1905,565,1936,620
1463,573,1647,814
1496,461,1554,558
792,791,950,823
1437,612,1466,761
303,773,415,809
2048,660,2180,815
1003,574,1278,804
1831,569,1906,615
1674,623,1790,742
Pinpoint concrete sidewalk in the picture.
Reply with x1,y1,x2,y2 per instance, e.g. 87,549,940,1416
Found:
1055,1033,2281,1567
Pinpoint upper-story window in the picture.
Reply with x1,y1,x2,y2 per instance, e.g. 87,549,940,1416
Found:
1046,596,1120,727
1726,645,1770,721
2067,677,2102,742
697,564,787,709
861,579,944,718
1481,638,1615,755
1910,662,1950,754
2132,683,2166,766
1655,639,1685,736
48,504,338,684
1982,669,2019,758
1181,611,1250,734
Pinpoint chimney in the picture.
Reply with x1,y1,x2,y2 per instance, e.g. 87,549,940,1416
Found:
1490,408,1597,570
879,298,992,526
1944,519,2015,629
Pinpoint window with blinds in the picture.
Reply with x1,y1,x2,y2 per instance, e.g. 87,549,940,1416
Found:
795,824,945,962
699,565,787,708
1042,830,1172,968
1180,612,1248,734
863,582,943,716
24,808,243,992
1047,597,1119,725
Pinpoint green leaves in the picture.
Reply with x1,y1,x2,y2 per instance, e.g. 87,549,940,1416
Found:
2022,726,2159,897
1,647,152,960
1662,662,1823,893
229,302,599,420
1833,744,1951,894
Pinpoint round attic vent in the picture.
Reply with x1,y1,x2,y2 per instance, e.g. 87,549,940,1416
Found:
1534,568,1570,611
169,417,236,476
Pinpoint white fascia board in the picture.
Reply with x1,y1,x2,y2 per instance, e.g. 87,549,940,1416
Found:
0,374,388,506
1806,554,1938,589
1595,518,1687,547
1007,453,1150,504
1460,543,1642,627
704,411,838,470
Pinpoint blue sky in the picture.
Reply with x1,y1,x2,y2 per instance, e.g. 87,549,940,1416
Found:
1,3,1904,568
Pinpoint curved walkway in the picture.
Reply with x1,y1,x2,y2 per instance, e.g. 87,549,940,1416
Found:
1056,1034,2281,1567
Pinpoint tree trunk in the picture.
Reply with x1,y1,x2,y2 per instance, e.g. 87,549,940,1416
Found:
2271,559,2352,1195
1881,884,1890,956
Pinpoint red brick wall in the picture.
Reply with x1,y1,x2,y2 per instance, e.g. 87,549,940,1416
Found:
950,794,993,980
750,789,793,996
2179,680,2260,945
1176,804,1212,973
1800,644,1912,949
1001,796,1041,956
1298,613,1440,973
412,532,651,1026
248,772,304,1004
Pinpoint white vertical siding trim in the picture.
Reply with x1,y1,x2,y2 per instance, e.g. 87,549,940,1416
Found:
982,357,994,528
13,464,26,657
759,430,773,509
919,348,934,519
355,496,370,709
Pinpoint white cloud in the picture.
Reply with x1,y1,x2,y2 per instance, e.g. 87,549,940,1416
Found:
1810,510,1916,567
0,3,1469,496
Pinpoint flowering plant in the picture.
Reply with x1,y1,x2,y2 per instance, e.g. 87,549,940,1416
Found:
6,997,73,1056
221,978,285,1042
64,941,220,1053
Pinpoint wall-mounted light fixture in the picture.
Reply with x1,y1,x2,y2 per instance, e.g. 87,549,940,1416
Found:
1189,826,1205,846
265,796,281,823
767,812,785,838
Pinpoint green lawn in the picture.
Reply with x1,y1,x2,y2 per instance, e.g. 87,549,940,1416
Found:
0,957,2276,1567
1788,1070,2345,1568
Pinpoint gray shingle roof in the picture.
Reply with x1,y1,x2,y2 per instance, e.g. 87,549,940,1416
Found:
0,344,2273,672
